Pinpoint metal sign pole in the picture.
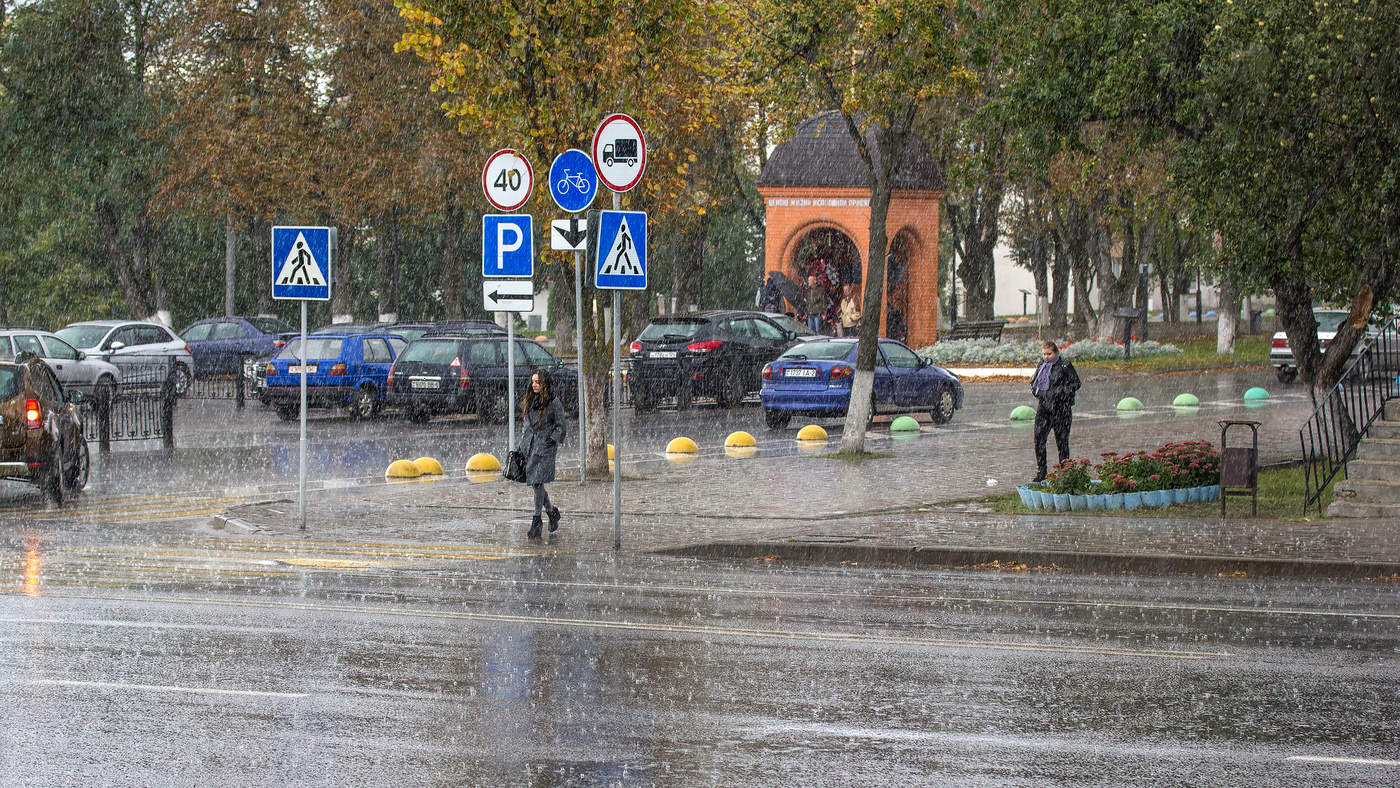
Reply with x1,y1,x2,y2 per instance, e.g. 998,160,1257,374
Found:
298,300,307,531
507,316,515,452
575,241,587,485
611,191,622,550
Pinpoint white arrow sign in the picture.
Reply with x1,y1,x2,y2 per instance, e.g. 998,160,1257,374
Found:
483,278,534,312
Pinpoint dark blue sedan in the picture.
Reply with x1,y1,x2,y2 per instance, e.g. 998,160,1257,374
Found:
262,333,405,420
181,316,296,377
759,338,963,430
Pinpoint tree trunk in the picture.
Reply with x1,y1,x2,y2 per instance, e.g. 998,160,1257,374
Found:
332,224,356,323
950,185,1003,322
225,213,236,316
249,219,274,315
440,196,465,320
1216,274,1240,355
376,212,400,322
99,199,151,318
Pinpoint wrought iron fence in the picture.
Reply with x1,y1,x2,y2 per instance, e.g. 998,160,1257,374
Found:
1299,315,1400,514
78,355,178,449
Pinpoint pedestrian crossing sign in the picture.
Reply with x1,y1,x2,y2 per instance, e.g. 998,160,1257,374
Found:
272,226,335,301
593,210,647,290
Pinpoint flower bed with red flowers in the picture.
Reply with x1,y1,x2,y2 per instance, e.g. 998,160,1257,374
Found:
1021,440,1222,511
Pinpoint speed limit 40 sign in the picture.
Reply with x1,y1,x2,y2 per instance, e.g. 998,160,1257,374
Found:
482,149,534,211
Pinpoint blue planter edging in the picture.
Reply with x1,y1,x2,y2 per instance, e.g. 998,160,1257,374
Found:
1017,484,1220,512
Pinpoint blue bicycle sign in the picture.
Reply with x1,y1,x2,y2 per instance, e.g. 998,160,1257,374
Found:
548,149,598,213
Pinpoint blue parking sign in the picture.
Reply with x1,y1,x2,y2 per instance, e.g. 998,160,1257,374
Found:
593,210,647,290
482,214,534,278
272,226,334,301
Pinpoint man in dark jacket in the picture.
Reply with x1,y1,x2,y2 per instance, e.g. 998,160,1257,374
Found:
1030,340,1081,482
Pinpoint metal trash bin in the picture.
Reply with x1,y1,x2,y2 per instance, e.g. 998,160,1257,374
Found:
1219,420,1261,516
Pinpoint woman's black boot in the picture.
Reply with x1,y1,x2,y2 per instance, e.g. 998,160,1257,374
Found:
548,506,561,533
527,515,542,539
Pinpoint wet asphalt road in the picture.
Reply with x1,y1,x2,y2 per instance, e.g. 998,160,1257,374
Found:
1,516,1397,785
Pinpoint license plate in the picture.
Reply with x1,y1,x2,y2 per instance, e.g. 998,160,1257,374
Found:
651,351,677,359
288,365,314,374
410,379,439,390
785,367,817,377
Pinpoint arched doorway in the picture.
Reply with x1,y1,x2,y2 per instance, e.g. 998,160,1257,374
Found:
792,227,861,330
885,231,915,343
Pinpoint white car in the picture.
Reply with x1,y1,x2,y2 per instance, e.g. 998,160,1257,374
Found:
0,329,122,400
1270,308,1400,383
55,320,195,394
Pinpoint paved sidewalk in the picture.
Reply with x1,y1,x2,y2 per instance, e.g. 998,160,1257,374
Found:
217,425,1400,579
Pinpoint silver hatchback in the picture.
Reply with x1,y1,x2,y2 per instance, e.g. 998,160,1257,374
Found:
0,328,122,400
55,320,196,394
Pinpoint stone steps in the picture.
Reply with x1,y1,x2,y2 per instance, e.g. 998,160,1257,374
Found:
1328,398,1400,518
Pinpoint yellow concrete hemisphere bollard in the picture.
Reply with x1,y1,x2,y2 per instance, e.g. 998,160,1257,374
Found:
413,457,444,475
385,459,421,478
666,436,699,454
724,430,757,447
466,452,501,472
796,424,828,442
724,445,757,459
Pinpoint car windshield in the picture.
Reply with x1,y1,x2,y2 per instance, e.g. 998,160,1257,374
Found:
780,341,853,361
0,367,19,401
249,317,294,334
1314,312,1349,333
277,337,343,360
400,340,460,364
766,314,807,336
638,320,705,342
56,325,109,349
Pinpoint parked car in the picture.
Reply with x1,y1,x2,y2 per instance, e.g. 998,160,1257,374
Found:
180,316,295,377
387,335,578,424
262,333,406,420
759,337,964,430
55,320,195,394
0,354,89,504
421,320,508,338
1270,308,1400,383
628,310,804,411
0,328,121,402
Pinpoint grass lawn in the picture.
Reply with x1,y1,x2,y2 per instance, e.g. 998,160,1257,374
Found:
1077,334,1271,374
982,463,1336,521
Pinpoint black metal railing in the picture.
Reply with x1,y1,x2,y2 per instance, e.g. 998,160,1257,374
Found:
79,355,179,449
1299,315,1400,514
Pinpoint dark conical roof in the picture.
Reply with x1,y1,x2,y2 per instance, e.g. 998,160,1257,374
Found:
757,111,945,191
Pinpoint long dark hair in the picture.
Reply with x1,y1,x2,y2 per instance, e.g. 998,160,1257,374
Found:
520,368,553,424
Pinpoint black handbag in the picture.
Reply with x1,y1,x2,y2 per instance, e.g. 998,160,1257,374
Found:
504,449,527,482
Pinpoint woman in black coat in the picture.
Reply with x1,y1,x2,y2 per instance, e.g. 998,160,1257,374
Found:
519,369,566,539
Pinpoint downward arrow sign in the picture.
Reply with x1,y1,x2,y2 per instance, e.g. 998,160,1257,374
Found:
551,218,589,251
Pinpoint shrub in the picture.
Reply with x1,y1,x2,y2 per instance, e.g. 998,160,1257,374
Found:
918,337,1181,365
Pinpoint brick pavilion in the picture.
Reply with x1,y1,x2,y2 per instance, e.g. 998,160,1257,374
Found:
756,111,946,348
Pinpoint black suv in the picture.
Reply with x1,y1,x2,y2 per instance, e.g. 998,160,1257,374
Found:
628,310,803,410
0,354,89,505
387,336,578,423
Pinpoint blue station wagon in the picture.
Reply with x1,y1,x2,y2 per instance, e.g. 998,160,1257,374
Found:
759,338,964,430
262,333,405,420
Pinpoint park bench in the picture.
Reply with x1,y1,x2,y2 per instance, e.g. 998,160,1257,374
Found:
946,319,1007,342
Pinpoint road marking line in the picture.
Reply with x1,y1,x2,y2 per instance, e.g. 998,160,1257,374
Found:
57,592,1228,660
31,678,308,699
1287,755,1400,767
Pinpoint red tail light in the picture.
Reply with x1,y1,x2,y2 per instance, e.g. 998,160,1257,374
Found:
183,344,192,354
1271,338,1287,348
762,364,772,379
459,365,472,388
830,365,853,379
25,399,40,428
266,363,276,378
630,341,641,353
387,369,395,387
686,340,723,353
274,339,286,348
328,363,346,376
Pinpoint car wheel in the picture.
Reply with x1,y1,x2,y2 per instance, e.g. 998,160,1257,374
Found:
929,384,957,425
477,387,508,424
349,384,378,420
764,409,791,430
65,437,90,492
714,371,747,409
42,442,66,507
1276,367,1298,384
171,363,192,396
276,405,298,421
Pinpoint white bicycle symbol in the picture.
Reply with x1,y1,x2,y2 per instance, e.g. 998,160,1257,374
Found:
555,170,592,195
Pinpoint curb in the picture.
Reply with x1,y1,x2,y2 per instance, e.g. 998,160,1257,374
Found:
654,542,1400,580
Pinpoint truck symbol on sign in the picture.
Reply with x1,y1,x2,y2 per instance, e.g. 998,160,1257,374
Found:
603,139,639,167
